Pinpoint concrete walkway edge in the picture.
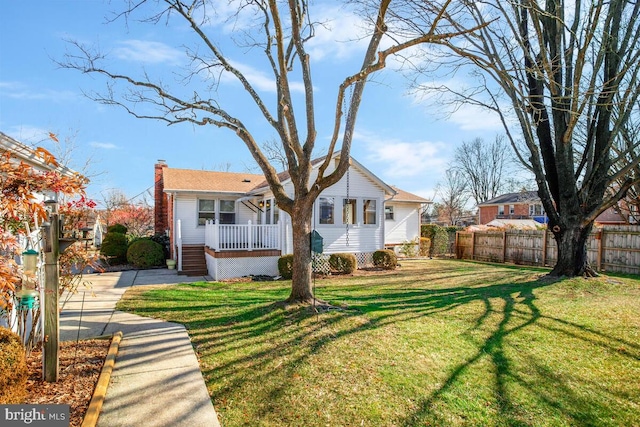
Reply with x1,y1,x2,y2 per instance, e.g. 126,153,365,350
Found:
60,269,220,427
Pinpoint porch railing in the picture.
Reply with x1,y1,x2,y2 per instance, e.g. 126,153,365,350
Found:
205,220,281,251
177,219,183,271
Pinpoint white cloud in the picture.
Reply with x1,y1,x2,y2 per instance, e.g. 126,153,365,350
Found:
447,104,503,131
4,126,50,144
90,141,119,150
305,6,370,62
113,40,183,65
355,130,449,179
0,81,77,101
408,78,506,132
220,60,306,94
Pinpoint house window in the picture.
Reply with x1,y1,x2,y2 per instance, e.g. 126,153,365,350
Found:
198,199,215,225
343,198,357,224
498,205,505,215
385,205,394,220
273,202,280,224
363,199,377,224
219,200,236,224
264,199,272,224
509,204,515,215
319,197,334,224
529,204,545,216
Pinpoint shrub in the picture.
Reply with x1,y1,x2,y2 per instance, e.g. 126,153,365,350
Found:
278,254,294,279
150,233,170,259
328,253,357,274
373,249,397,270
127,238,165,268
398,239,418,257
421,224,450,257
0,327,28,404
107,223,128,234
100,232,129,264
419,237,430,257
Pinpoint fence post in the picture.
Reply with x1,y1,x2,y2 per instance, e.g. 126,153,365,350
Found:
470,232,476,261
247,220,253,251
455,232,459,259
596,229,604,271
541,230,547,267
502,231,507,262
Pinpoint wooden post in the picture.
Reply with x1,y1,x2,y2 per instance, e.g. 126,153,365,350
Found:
596,229,604,271
502,231,507,263
470,232,476,261
43,210,60,382
541,230,547,267
455,232,459,259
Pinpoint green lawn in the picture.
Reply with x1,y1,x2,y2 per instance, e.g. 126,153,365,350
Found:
117,259,640,427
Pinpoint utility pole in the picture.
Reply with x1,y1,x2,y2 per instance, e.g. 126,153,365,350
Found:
43,198,60,382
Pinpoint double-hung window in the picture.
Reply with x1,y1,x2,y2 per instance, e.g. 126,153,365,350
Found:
219,200,236,224
198,199,215,225
343,199,357,225
363,199,377,224
385,205,394,221
319,197,334,224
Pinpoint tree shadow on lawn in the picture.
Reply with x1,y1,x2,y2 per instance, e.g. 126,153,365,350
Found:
169,276,638,425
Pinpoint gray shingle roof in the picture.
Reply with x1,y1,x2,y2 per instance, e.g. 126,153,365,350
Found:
478,191,539,206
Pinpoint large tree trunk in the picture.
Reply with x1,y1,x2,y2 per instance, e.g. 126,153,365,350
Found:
286,203,314,304
549,222,596,277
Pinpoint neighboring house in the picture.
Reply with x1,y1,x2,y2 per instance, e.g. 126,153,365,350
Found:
154,153,430,279
478,191,548,225
593,207,628,226
478,190,631,226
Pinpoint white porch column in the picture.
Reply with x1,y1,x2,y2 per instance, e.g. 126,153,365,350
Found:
213,221,220,252
177,219,183,271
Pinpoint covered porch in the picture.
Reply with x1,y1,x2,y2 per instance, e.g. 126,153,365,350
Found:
175,219,290,279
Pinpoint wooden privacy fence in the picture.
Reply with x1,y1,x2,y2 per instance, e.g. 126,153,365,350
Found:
455,225,640,274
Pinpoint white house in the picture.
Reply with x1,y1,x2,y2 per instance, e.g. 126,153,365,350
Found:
154,153,430,279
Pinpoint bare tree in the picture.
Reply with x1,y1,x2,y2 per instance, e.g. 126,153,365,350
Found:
436,168,470,226
453,135,513,206
59,0,480,303
406,0,640,276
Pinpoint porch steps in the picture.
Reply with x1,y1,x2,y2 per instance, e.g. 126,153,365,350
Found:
179,244,208,276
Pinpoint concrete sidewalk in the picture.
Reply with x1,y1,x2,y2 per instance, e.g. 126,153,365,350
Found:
60,269,221,427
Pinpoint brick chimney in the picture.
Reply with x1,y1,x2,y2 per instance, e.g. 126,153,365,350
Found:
154,160,168,235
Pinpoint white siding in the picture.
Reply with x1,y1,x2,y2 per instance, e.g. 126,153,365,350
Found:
385,202,421,245
237,202,255,224
175,195,203,244
174,193,259,245
312,165,385,254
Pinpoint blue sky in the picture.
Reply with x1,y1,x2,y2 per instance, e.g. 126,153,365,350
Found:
0,1,503,207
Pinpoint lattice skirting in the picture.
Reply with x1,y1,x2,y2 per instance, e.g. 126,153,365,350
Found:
206,252,376,280
206,253,279,280
312,252,375,275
